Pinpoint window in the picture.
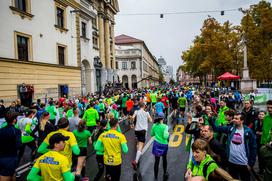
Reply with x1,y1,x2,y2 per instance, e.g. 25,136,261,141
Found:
10,0,33,19
131,61,136,69
17,35,29,61
115,62,119,69
122,62,127,69
81,22,86,38
15,31,32,61
57,44,67,66
57,7,64,28
15,0,26,12
92,17,97,29
93,36,98,49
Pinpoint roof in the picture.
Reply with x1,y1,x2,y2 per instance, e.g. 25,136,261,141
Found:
115,34,144,44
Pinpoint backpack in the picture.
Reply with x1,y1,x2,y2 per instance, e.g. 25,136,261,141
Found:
203,160,216,178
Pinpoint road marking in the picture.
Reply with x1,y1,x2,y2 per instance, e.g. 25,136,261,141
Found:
16,162,31,172
141,137,154,154
169,125,184,147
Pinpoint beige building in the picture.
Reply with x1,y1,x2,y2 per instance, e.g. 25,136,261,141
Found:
0,0,119,106
115,34,160,89
176,66,213,84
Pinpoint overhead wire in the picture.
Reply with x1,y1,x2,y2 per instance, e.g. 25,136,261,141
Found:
117,8,239,16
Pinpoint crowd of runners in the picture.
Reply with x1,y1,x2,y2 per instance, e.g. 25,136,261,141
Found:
0,84,272,181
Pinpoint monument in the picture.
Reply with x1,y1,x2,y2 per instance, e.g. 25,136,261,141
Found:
240,35,256,92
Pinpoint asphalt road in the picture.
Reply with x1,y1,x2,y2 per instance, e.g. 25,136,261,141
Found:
85,116,189,181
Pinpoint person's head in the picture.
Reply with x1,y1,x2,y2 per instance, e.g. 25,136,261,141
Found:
41,112,50,120
232,112,245,127
109,118,118,128
219,100,226,108
192,139,208,162
224,109,235,122
77,120,86,132
200,125,214,141
5,111,19,125
25,109,35,118
0,99,3,105
112,104,118,110
205,105,212,115
154,112,165,123
267,100,272,115
40,103,45,109
139,101,145,109
244,100,252,109
49,100,54,106
195,105,203,115
73,108,78,116
100,119,108,129
48,133,68,151
57,117,69,130
258,111,266,121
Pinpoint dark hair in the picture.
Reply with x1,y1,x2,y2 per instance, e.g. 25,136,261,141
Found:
109,118,118,128
267,100,272,105
49,100,54,106
224,109,235,117
5,111,19,124
25,109,35,117
57,118,69,129
77,120,86,132
40,103,45,109
0,99,3,104
195,105,203,113
234,112,245,122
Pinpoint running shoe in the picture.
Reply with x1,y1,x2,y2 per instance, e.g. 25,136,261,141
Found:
131,160,138,170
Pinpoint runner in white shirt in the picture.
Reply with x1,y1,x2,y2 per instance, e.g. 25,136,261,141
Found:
131,102,153,170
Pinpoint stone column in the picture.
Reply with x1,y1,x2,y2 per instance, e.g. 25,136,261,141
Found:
104,17,112,82
111,22,117,82
98,13,107,88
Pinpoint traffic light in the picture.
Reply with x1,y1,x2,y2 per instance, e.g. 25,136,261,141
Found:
221,11,224,16
160,14,164,18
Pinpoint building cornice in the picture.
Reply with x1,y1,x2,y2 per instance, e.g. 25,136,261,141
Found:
0,57,81,70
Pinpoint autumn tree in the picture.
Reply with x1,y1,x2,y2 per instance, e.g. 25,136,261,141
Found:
241,0,272,83
181,17,242,84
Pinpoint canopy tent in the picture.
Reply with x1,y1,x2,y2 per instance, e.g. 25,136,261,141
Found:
217,72,240,80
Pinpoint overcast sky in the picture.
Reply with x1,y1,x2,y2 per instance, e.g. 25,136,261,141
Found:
115,0,271,74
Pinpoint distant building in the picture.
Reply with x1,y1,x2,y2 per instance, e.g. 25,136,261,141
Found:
115,34,160,89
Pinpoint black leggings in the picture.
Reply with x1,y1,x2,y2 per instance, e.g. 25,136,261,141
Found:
154,154,167,179
105,164,121,181
94,155,104,181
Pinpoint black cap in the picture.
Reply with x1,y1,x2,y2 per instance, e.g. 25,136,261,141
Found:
49,133,69,148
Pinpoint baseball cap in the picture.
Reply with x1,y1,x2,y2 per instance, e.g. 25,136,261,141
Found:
49,133,69,148
112,104,118,110
154,112,165,120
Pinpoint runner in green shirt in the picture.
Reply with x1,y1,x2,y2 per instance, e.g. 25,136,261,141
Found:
82,102,99,133
177,93,187,118
261,100,272,145
45,100,57,125
151,112,169,180
73,121,92,179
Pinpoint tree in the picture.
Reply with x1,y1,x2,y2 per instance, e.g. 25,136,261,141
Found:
181,17,242,84
241,1,272,82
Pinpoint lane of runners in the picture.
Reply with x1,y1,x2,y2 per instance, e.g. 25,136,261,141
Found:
0,85,272,181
